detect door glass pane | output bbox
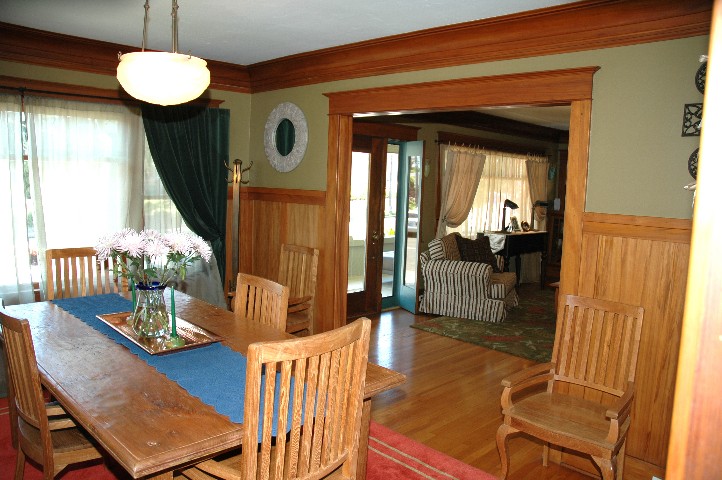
[348,151,370,293]
[404,154,421,286]
[382,144,399,298]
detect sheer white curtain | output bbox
[2,95,225,307]
[25,97,145,298]
[436,144,486,238]
[141,142,226,308]
[0,94,35,304]
[143,140,187,233]
[450,149,533,236]
[25,96,145,249]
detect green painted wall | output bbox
[1,34,708,218]
[249,36,708,219]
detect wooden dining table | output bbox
[5,291,405,479]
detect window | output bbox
[0,93,187,305]
[448,149,533,237]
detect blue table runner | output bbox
[52,294,249,424]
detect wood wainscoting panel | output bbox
[286,202,322,247]
[249,200,283,280]
[233,187,328,333]
[560,212,691,477]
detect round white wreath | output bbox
[264,102,308,172]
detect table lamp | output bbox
[501,199,519,232]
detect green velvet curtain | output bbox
[141,104,229,285]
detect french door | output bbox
[347,136,386,318]
[395,140,423,313]
[347,135,423,318]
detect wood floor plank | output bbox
[367,307,594,480]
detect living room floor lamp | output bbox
[117,0,210,106]
[501,199,519,232]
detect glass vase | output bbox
[131,282,170,338]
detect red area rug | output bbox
[0,395,125,480]
[368,422,497,480]
[1,397,495,479]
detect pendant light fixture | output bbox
[117,0,210,106]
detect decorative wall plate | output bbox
[682,103,702,137]
[696,62,707,94]
[688,148,699,179]
[264,102,308,172]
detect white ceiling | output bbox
[2,0,580,65]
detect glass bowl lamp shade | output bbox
[117,51,210,106]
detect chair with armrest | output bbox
[1,311,104,479]
[179,317,372,480]
[234,272,289,332]
[496,294,645,480]
[278,244,319,335]
[45,247,127,300]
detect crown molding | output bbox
[249,0,711,92]
[0,0,711,94]
[0,22,251,93]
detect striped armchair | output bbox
[418,234,518,323]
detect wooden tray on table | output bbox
[96,312,222,355]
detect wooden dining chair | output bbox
[278,244,319,336]
[0,302,19,450]
[179,317,371,480]
[496,294,645,480]
[1,311,104,479]
[234,272,289,332]
[45,247,127,300]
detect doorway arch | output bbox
[324,66,598,326]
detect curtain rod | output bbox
[0,84,137,104]
[0,84,222,108]
[436,139,550,158]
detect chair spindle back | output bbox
[552,295,645,397]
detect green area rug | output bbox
[411,284,557,362]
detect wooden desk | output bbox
[6,292,404,479]
[488,231,547,285]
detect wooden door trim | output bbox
[326,66,597,326]
[326,67,598,115]
[325,115,353,328]
[558,99,592,300]
[666,1,722,477]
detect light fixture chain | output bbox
[171,0,179,54]
[141,0,150,52]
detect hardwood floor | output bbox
[366,307,594,480]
